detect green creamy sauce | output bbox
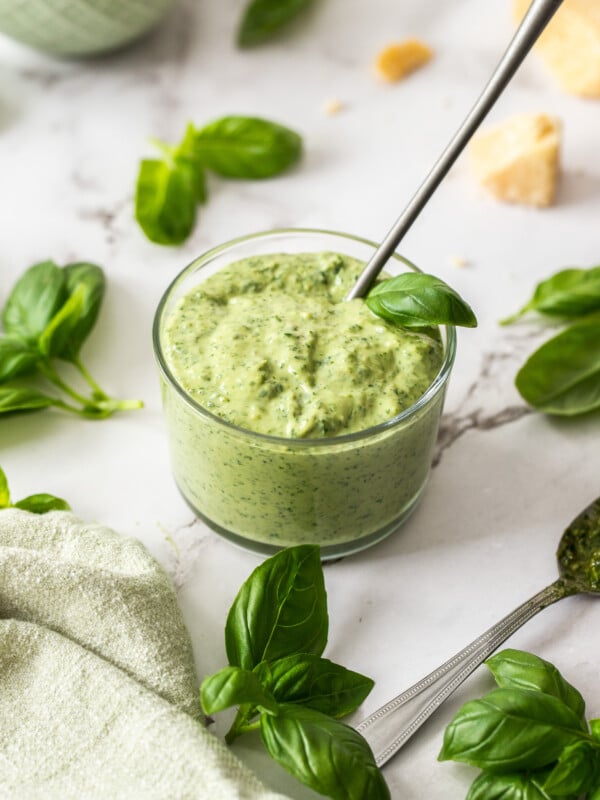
[163,252,443,438]
[160,251,449,552]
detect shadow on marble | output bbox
[558,168,600,207]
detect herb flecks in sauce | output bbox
[163,252,443,438]
[558,498,600,592]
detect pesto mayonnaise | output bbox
[162,252,443,438]
[158,250,450,554]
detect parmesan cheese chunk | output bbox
[469,113,561,207]
[374,39,433,82]
[513,0,600,97]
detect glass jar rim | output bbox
[153,227,457,448]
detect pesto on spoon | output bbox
[356,497,600,766]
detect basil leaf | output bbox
[544,740,600,796]
[58,263,106,360]
[0,338,38,382]
[260,704,390,800]
[192,116,302,179]
[13,494,71,514]
[0,466,10,508]
[255,653,373,718]
[439,688,587,772]
[38,283,86,358]
[366,273,477,328]
[2,260,66,345]
[466,770,556,800]
[225,545,328,671]
[515,312,600,416]
[135,157,198,245]
[0,386,56,415]
[38,263,105,360]
[200,665,278,715]
[591,719,600,741]
[486,650,586,722]
[238,0,312,47]
[502,266,600,324]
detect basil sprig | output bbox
[366,273,477,329]
[200,545,389,800]
[439,649,600,799]
[0,465,70,514]
[237,0,312,47]
[503,265,600,417]
[135,116,302,246]
[0,260,142,420]
[502,266,600,324]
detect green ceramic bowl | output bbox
[0,0,177,57]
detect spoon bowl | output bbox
[357,496,600,766]
[557,497,600,593]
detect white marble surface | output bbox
[1,0,599,797]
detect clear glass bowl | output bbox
[153,229,456,559]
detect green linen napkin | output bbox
[0,508,290,800]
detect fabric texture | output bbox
[0,508,290,800]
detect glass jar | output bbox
[153,229,456,559]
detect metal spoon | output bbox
[346,0,564,300]
[357,496,600,766]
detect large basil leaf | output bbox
[13,494,71,514]
[0,338,38,382]
[502,266,600,323]
[237,0,312,47]
[366,273,477,328]
[192,116,302,179]
[486,650,586,722]
[2,260,66,345]
[225,545,328,671]
[0,466,9,508]
[200,665,278,715]
[515,312,600,415]
[466,770,556,800]
[0,386,56,415]
[543,739,600,796]
[135,157,199,245]
[255,653,373,718]
[439,687,587,772]
[260,704,390,800]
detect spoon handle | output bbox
[356,579,571,766]
[346,0,564,300]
